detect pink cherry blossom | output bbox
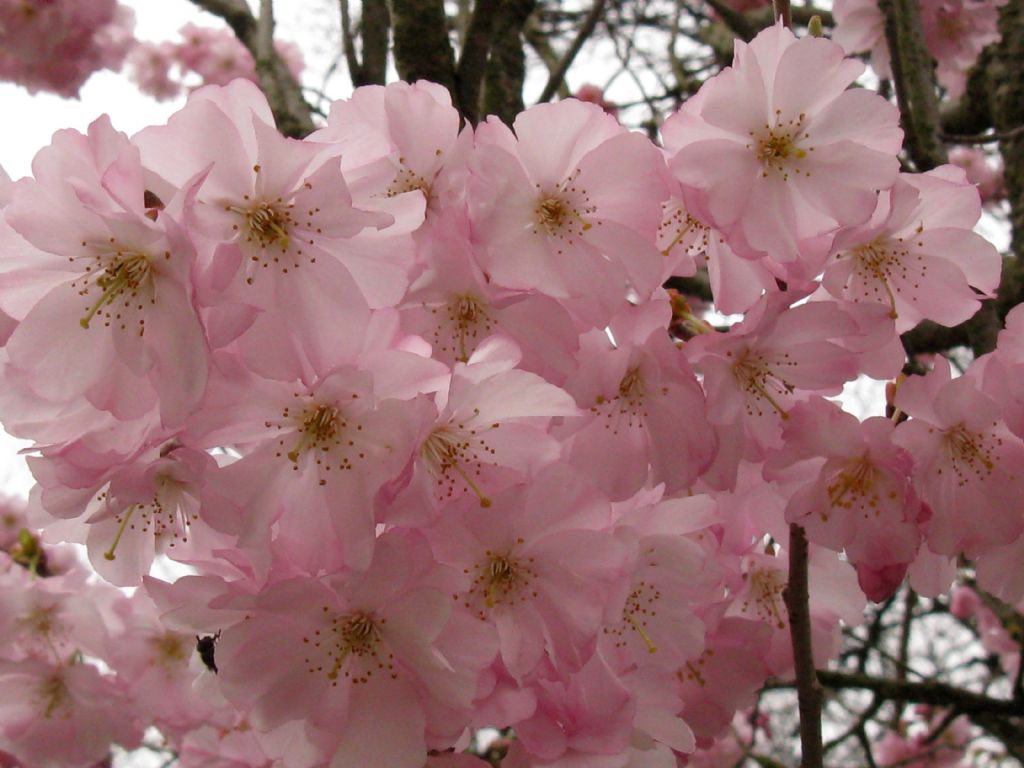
[893,359,1024,556]
[470,98,671,325]
[0,115,209,430]
[666,22,902,261]
[822,166,999,333]
[0,0,135,97]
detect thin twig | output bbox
[339,0,364,86]
[943,124,1024,144]
[537,0,608,103]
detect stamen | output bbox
[103,505,136,561]
[79,253,152,329]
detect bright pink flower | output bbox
[573,84,619,118]
[390,345,577,520]
[214,531,495,768]
[690,295,861,453]
[666,22,901,261]
[429,465,627,678]
[893,360,1024,556]
[823,166,999,333]
[562,300,716,499]
[470,99,671,324]
[767,398,924,598]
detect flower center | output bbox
[436,292,495,362]
[826,455,880,516]
[304,610,394,686]
[847,238,912,318]
[236,201,293,251]
[102,475,196,562]
[606,578,661,654]
[728,351,794,419]
[465,546,536,617]
[75,249,155,331]
[742,566,787,630]
[942,423,996,481]
[37,673,69,719]
[532,171,595,239]
[421,424,494,507]
[752,114,810,178]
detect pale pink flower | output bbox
[832,0,890,78]
[893,359,1024,556]
[949,146,1005,203]
[389,345,578,520]
[690,295,861,453]
[656,190,777,315]
[0,658,140,767]
[192,363,431,573]
[666,22,902,261]
[399,218,579,379]
[0,0,135,97]
[921,0,1007,98]
[125,40,181,101]
[0,115,209,428]
[676,615,772,740]
[133,80,388,379]
[767,398,924,599]
[561,300,717,499]
[470,99,671,324]
[214,531,494,768]
[429,465,628,678]
[513,651,637,766]
[823,166,999,333]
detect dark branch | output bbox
[537,0,608,104]
[456,0,503,124]
[879,0,947,170]
[189,0,314,137]
[388,0,458,105]
[784,524,824,768]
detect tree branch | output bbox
[189,0,314,137]
[362,0,391,86]
[815,670,1024,716]
[537,0,608,104]
[784,524,824,768]
[878,0,946,170]
[456,0,503,124]
[388,0,458,104]
[339,0,365,86]
[483,0,537,124]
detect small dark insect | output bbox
[196,631,221,673]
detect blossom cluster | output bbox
[0,21,1020,768]
[0,0,135,97]
[127,23,305,102]
[833,0,1007,97]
